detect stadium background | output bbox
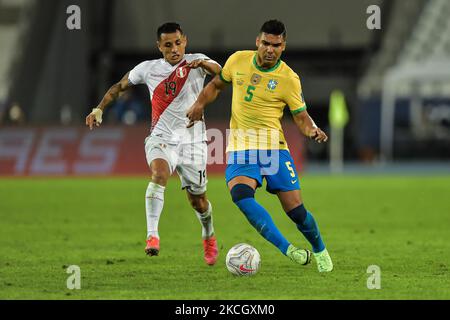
[1,0,449,300]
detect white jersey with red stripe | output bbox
[128,53,220,144]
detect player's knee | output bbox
[150,170,169,185]
[188,194,208,213]
[230,184,255,203]
[286,204,307,225]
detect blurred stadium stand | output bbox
[0,0,449,171]
[358,0,450,161]
[0,0,31,114]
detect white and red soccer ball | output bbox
[225,243,261,276]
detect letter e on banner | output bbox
[30,129,77,175]
[74,129,123,174]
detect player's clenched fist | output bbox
[85,107,103,130]
[309,127,328,143]
[186,103,204,128]
[185,59,204,69]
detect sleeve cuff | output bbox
[290,105,307,115]
[219,71,232,83]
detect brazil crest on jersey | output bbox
[220,50,307,152]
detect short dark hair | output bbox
[260,19,286,39]
[157,22,183,40]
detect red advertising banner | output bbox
[0,123,305,176]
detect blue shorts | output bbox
[225,150,301,194]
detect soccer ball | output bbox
[225,243,261,276]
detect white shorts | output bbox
[144,136,208,195]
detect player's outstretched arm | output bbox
[85,72,133,130]
[186,75,227,128]
[292,110,328,143]
[186,59,222,76]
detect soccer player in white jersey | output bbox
[85,22,221,265]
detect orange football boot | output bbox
[145,236,160,256]
[203,236,218,265]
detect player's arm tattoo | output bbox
[96,72,133,111]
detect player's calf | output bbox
[187,192,218,264]
[230,184,291,254]
[189,193,215,239]
[286,204,326,253]
[187,192,210,214]
[145,181,165,256]
[286,204,333,272]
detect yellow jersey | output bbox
[220,50,307,152]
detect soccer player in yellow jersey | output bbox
[187,20,333,272]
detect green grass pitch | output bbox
[1,175,449,299]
